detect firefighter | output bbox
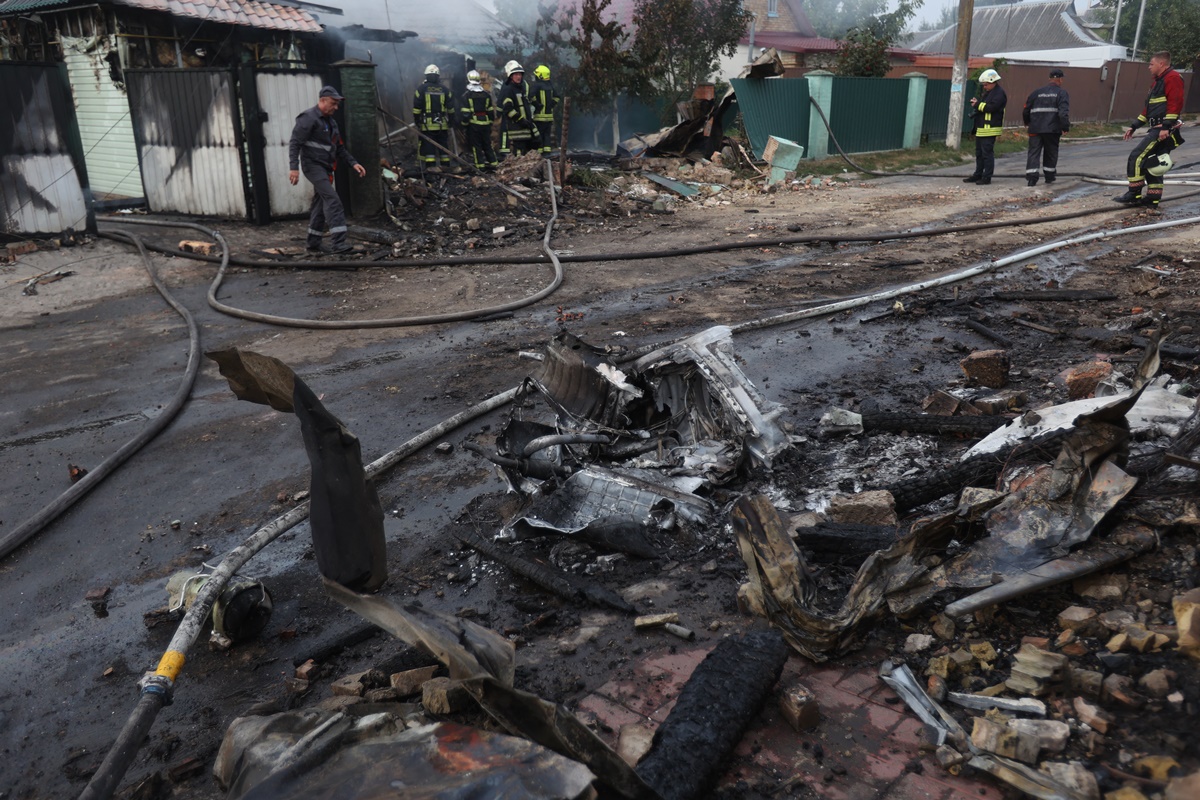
[498,60,536,159]
[1114,51,1185,208]
[963,69,1006,186]
[1022,68,1070,186]
[529,64,559,155]
[460,70,498,170]
[288,85,367,254]
[413,64,453,170]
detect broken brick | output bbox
[778,681,820,731]
[970,716,1039,763]
[177,240,217,256]
[1073,573,1128,601]
[1057,361,1114,400]
[1074,696,1115,733]
[959,349,1010,388]
[389,665,438,696]
[1173,588,1200,653]
[1101,673,1144,709]
[294,659,317,681]
[973,390,1027,415]
[826,490,897,526]
[421,676,471,714]
[5,241,37,261]
[1057,605,1099,635]
[330,671,367,697]
[1006,643,1069,696]
[363,687,400,703]
[1138,668,1174,698]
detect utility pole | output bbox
[945,0,976,149]
[1131,0,1148,59]
[1110,0,1124,43]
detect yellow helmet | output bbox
[978,69,1001,83]
[534,65,550,80]
[504,60,524,78]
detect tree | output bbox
[833,0,923,77]
[835,27,891,77]
[490,1,576,86]
[1096,0,1200,63]
[631,0,752,115]
[569,0,643,115]
[807,0,889,38]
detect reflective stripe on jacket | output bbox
[973,85,1007,137]
[414,83,453,131]
[288,105,356,172]
[499,79,533,138]
[529,79,558,122]
[460,87,495,126]
[1022,84,1070,135]
[1137,68,1184,128]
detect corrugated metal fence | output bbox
[730,78,809,159]
[125,69,249,218]
[827,77,908,153]
[922,79,977,142]
[0,62,90,234]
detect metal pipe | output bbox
[1131,0,1148,59]
[522,433,612,457]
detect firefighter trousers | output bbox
[419,129,452,168]
[1126,129,1181,205]
[535,120,554,154]
[465,125,498,169]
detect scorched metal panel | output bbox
[256,71,323,216]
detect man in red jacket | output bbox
[1114,52,1185,208]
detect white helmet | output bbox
[978,69,1001,83]
[504,60,524,78]
[1147,152,1173,177]
[424,64,439,76]
[467,70,482,83]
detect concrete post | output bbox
[335,59,382,218]
[806,70,834,161]
[946,0,976,149]
[903,72,928,150]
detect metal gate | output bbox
[124,68,248,217]
[0,62,90,235]
[253,70,324,217]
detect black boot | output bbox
[1113,190,1141,204]
[963,175,979,183]
[976,177,991,185]
[1027,179,1038,187]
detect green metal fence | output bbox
[826,76,907,154]
[923,79,978,142]
[730,78,810,159]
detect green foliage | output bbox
[969,58,1007,82]
[631,0,752,115]
[1096,0,1200,62]
[835,28,890,77]
[570,0,644,115]
[490,1,576,85]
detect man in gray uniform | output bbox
[289,85,366,253]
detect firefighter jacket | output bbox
[529,78,559,123]
[414,79,453,132]
[460,84,495,126]
[1132,68,1184,130]
[972,85,1007,137]
[288,106,358,173]
[1022,84,1070,135]
[499,78,534,138]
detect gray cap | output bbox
[1049,69,1064,78]
[319,85,344,100]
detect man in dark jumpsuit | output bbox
[1022,68,1070,186]
[1114,51,1186,208]
[288,85,366,254]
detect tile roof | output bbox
[907,0,1106,55]
[0,0,325,32]
[113,0,323,32]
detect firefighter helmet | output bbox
[424,64,439,76]
[504,60,524,78]
[1147,152,1173,177]
[978,69,1001,83]
[534,64,550,80]
[467,70,482,84]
